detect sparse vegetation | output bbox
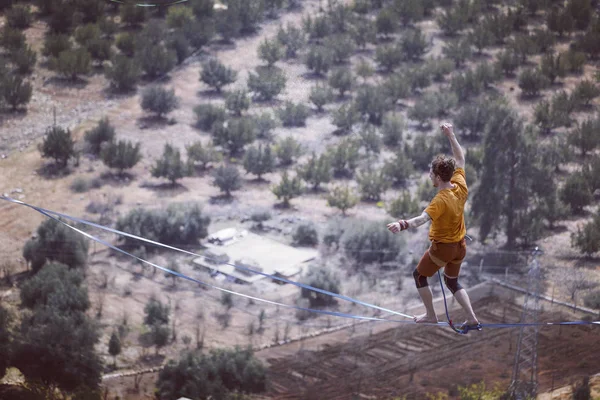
[5,2,600,397]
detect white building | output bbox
[193,228,318,284]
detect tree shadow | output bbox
[273,201,296,210]
[573,256,600,268]
[140,74,172,85]
[137,115,174,130]
[245,177,271,186]
[101,85,137,101]
[252,97,285,107]
[209,194,235,205]
[0,107,29,126]
[196,88,224,99]
[299,71,328,81]
[99,171,136,187]
[209,38,238,51]
[42,75,90,89]
[139,181,189,197]
[35,163,72,179]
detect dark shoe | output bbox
[458,320,482,333]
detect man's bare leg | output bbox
[414,286,438,323]
[453,288,478,325]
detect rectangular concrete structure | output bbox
[193,228,318,284]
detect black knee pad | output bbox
[444,275,463,294]
[413,269,428,288]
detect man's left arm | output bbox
[405,211,431,228]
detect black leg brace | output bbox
[443,275,463,294]
[413,269,428,288]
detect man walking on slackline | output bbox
[387,123,480,328]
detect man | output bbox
[387,123,479,328]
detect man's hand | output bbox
[440,123,453,137]
[387,220,409,233]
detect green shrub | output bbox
[560,49,586,74]
[278,101,310,127]
[39,125,75,168]
[120,2,147,27]
[309,84,333,112]
[327,185,359,215]
[140,86,179,118]
[53,48,91,81]
[400,28,429,61]
[277,22,306,58]
[583,288,600,308]
[105,55,141,92]
[305,45,333,76]
[426,57,454,82]
[101,140,142,175]
[84,117,116,155]
[166,5,194,29]
[253,112,278,140]
[274,136,303,166]
[296,152,332,190]
[442,38,472,68]
[2,73,32,110]
[560,172,592,214]
[328,138,360,177]
[194,104,227,131]
[518,68,549,97]
[0,26,25,52]
[387,191,420,218]
[328,67,353,98]
[186,140,222,170]
[495,50,520,76]
[357,167,389,202]
[271,171,303,207]
[43,34,72,59]
[375,43,402,73]
[23,219,89,273]
[135,41,176,79]
[6,4,32,29]
[151,144,191,185]
[381,113,404,148]
[324,33,355,65]
[300,267,340,307]
[331,103,359,135]
[70,177,91,193]
[225,89,251,116]
[212,164,243,196]
[156,347,266,400]
[353,84,390,125]
[571,211,600,256]
[383,150,414,187]
[211,117,256,156]
[341,219,405,265]
[382,72,410,104]
[247,67,286,101]
[258,37,283,67]
[293,222,319,246]
[243,144,275,179]
[10,45,37,75]
[375,7,396,38]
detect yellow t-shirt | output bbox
[424,168,468,243]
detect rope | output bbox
[2,196,599,331]
[2,196,416,322]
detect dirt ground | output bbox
[1,0,600,399]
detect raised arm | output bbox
[441,123,465,169]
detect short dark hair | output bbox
[431,155,455,182]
